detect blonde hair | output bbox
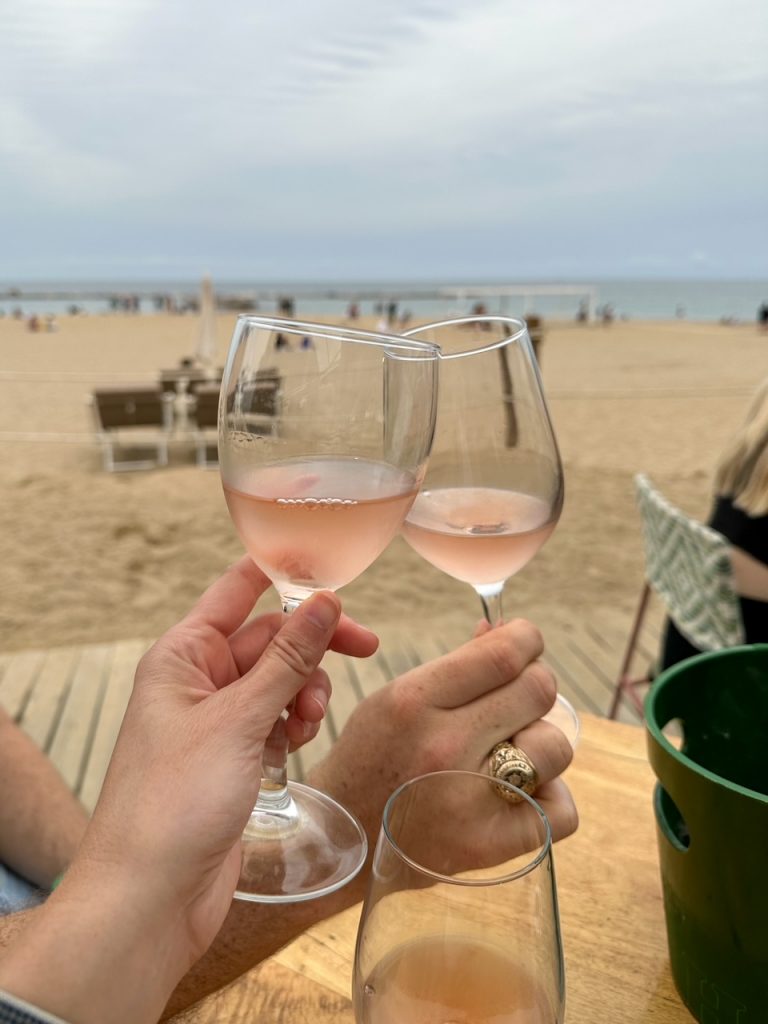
[714,378,768,516]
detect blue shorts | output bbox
[0,863,45,915]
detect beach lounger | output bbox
[159,368,222,395]
[89,385,175,472]
[193,379,281,467]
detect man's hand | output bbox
[0,558,378,1024]
[311,617,578,880]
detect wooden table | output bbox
[175,714,694,1023]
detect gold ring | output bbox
[488,741,539,803]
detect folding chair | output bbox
[609,474,745,719]
[90,386,175,472]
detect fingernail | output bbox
[303,592,339,630]
[311,688,329,715]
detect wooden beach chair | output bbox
[159,367,222,395]
[609,474,745,719]
[89,385,175,472]
[192,378,281,468]
[191,384,221,468]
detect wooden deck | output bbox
[0,605,664,812]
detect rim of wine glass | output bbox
[381,769,553,885]
[234,314,440,356]
[403,315,530,360]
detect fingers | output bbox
[182,557,272,637]
[462,660,557,758]
[229,611,378,674]
[507,719,573,787]
[230,592,342,729]
[530,778,579,842]
[291,669,331,726]
[429,619,545,709]
[329,615,379,658]
[286,665,331,748]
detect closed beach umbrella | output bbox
[196,274,217,368]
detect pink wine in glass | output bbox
[223,456,418,601]
[359,934,555,1024]
[401,486,556,587]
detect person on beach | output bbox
[660,379,768,670]
[0,558,576,1024]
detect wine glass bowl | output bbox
[219,316,439,901]
[221,318,438,608]
[354,770,565,1023]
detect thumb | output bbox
[231,592,341,729]
[473,618,494,639]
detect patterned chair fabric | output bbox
[634,474,745,651]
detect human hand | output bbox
[161,618,576,1018]
[310,618,577,890]
[6,557,377,1024]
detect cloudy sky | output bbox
[1,0,766,281]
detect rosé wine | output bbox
[402,486,556,586]
[223,456,418,600]
[359,934,554,1024]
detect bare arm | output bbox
[0,708,88,889]
[730,546,768,602]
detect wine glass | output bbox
[354,770,565,1023]
[401,316,579,747]
[219,316,439,902]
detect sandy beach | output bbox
[0,313,765,656]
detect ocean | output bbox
[1,278,766,323]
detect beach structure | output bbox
[195,274,217,369]
[440,284,599,322]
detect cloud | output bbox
[0,0,766,277]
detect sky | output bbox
[1,0,767,282]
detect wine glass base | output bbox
[235,781,368,903]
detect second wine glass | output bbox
[219,316,439,902]
[400,315,579,746]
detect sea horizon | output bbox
[2,276,766,323]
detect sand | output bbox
[0,313,765,655]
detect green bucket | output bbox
[645,645,768,1023]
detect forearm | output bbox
[0,713,88,887]
[0,907,38,953]
[0,869,189,1024]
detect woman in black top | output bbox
[661,380,768,669]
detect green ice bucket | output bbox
[645,645,768,1023]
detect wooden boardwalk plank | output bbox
[19,646,80,752]
[0,649,46,720]
[79,639,147,812]
[49,644,112,794]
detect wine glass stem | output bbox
[255,597,301,811]
[477,584,504,626]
